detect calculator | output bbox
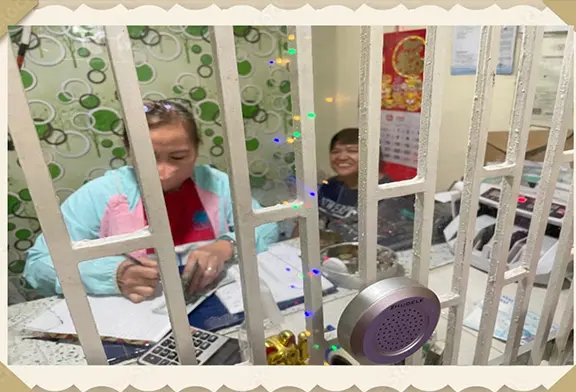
[137,327,242,366]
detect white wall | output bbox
[312,26,523,190]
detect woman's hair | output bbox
[329,128,360,151]
[122,99,201,149]
[329,127,384,163]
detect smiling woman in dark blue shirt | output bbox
[317,128,391,225]
[291,127,415,245]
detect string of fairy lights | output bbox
[263,31,341,361]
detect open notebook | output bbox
[24,280,231,343]
[25,242,334,341]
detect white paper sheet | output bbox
[26,294,181,342]
[463,295,559,345]
[216,244,335,315]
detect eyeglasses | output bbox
[142,99,192,115]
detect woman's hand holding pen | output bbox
[116,256,160,303]
[182,240,233,294]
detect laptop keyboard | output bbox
[138,327,228,366]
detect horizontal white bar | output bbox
[439,292,461,308]
[376,178,426,200]
[503,266,529,284]
[481,163,515,178]
[252,202,305,226]
[71,229,153,261]
[562,149,574,163]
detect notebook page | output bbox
[25,293,201,342]
[215,248,334,314]
[258,248,334,294]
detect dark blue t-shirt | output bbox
[317,175,415,241]
[318,176,391,222]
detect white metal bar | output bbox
[503,266,529,284]
[473,26,545,366]
[376,178,426,200]
[405,26,449,365]
[8,41,108,366]
[252,202,304,226]
[71,229,152,261]
[549,279,574,365]
[443,26,500,365]
[480,163,516,178]
[287,25,326,365]
[410,26,448,289]
[562,149,574,163]
[209,26,267,365]
[503,29,574,365]
[357,25,384,287]
[529,187,574,364]
[439,292,461,309]
[105,26,197,366]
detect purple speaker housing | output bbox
[337,277,441,365]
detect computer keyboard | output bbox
[138,327,241,366]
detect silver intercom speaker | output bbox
[336,277,441,365]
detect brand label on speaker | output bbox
[389,298,423,310]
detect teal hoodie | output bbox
[24,165,279,296]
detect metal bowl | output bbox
[319,242,403,289]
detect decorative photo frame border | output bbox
[0,1,574,392]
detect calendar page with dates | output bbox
[380,28,426,181]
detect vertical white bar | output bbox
[549,280,574,365]
[8,41,108,365]
[209,26,267,365]
[410,26,448,288]
[443,26,500,365]
[504,30,574,365]
[105,26,197,365]
[357,25,384,287]
[530,187,574,364]
[287,26,326,365]
[405,26,449,365]
[473,26,545,366]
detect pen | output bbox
[123,252,196,292]
[123,253,144,266]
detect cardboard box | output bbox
[485,130,574,165]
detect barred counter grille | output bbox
[7,25,574,366]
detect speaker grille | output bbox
[375,307,426,353]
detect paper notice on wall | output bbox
[532,32,568,128]
[451,26,518,75]
[380,110,420,169]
